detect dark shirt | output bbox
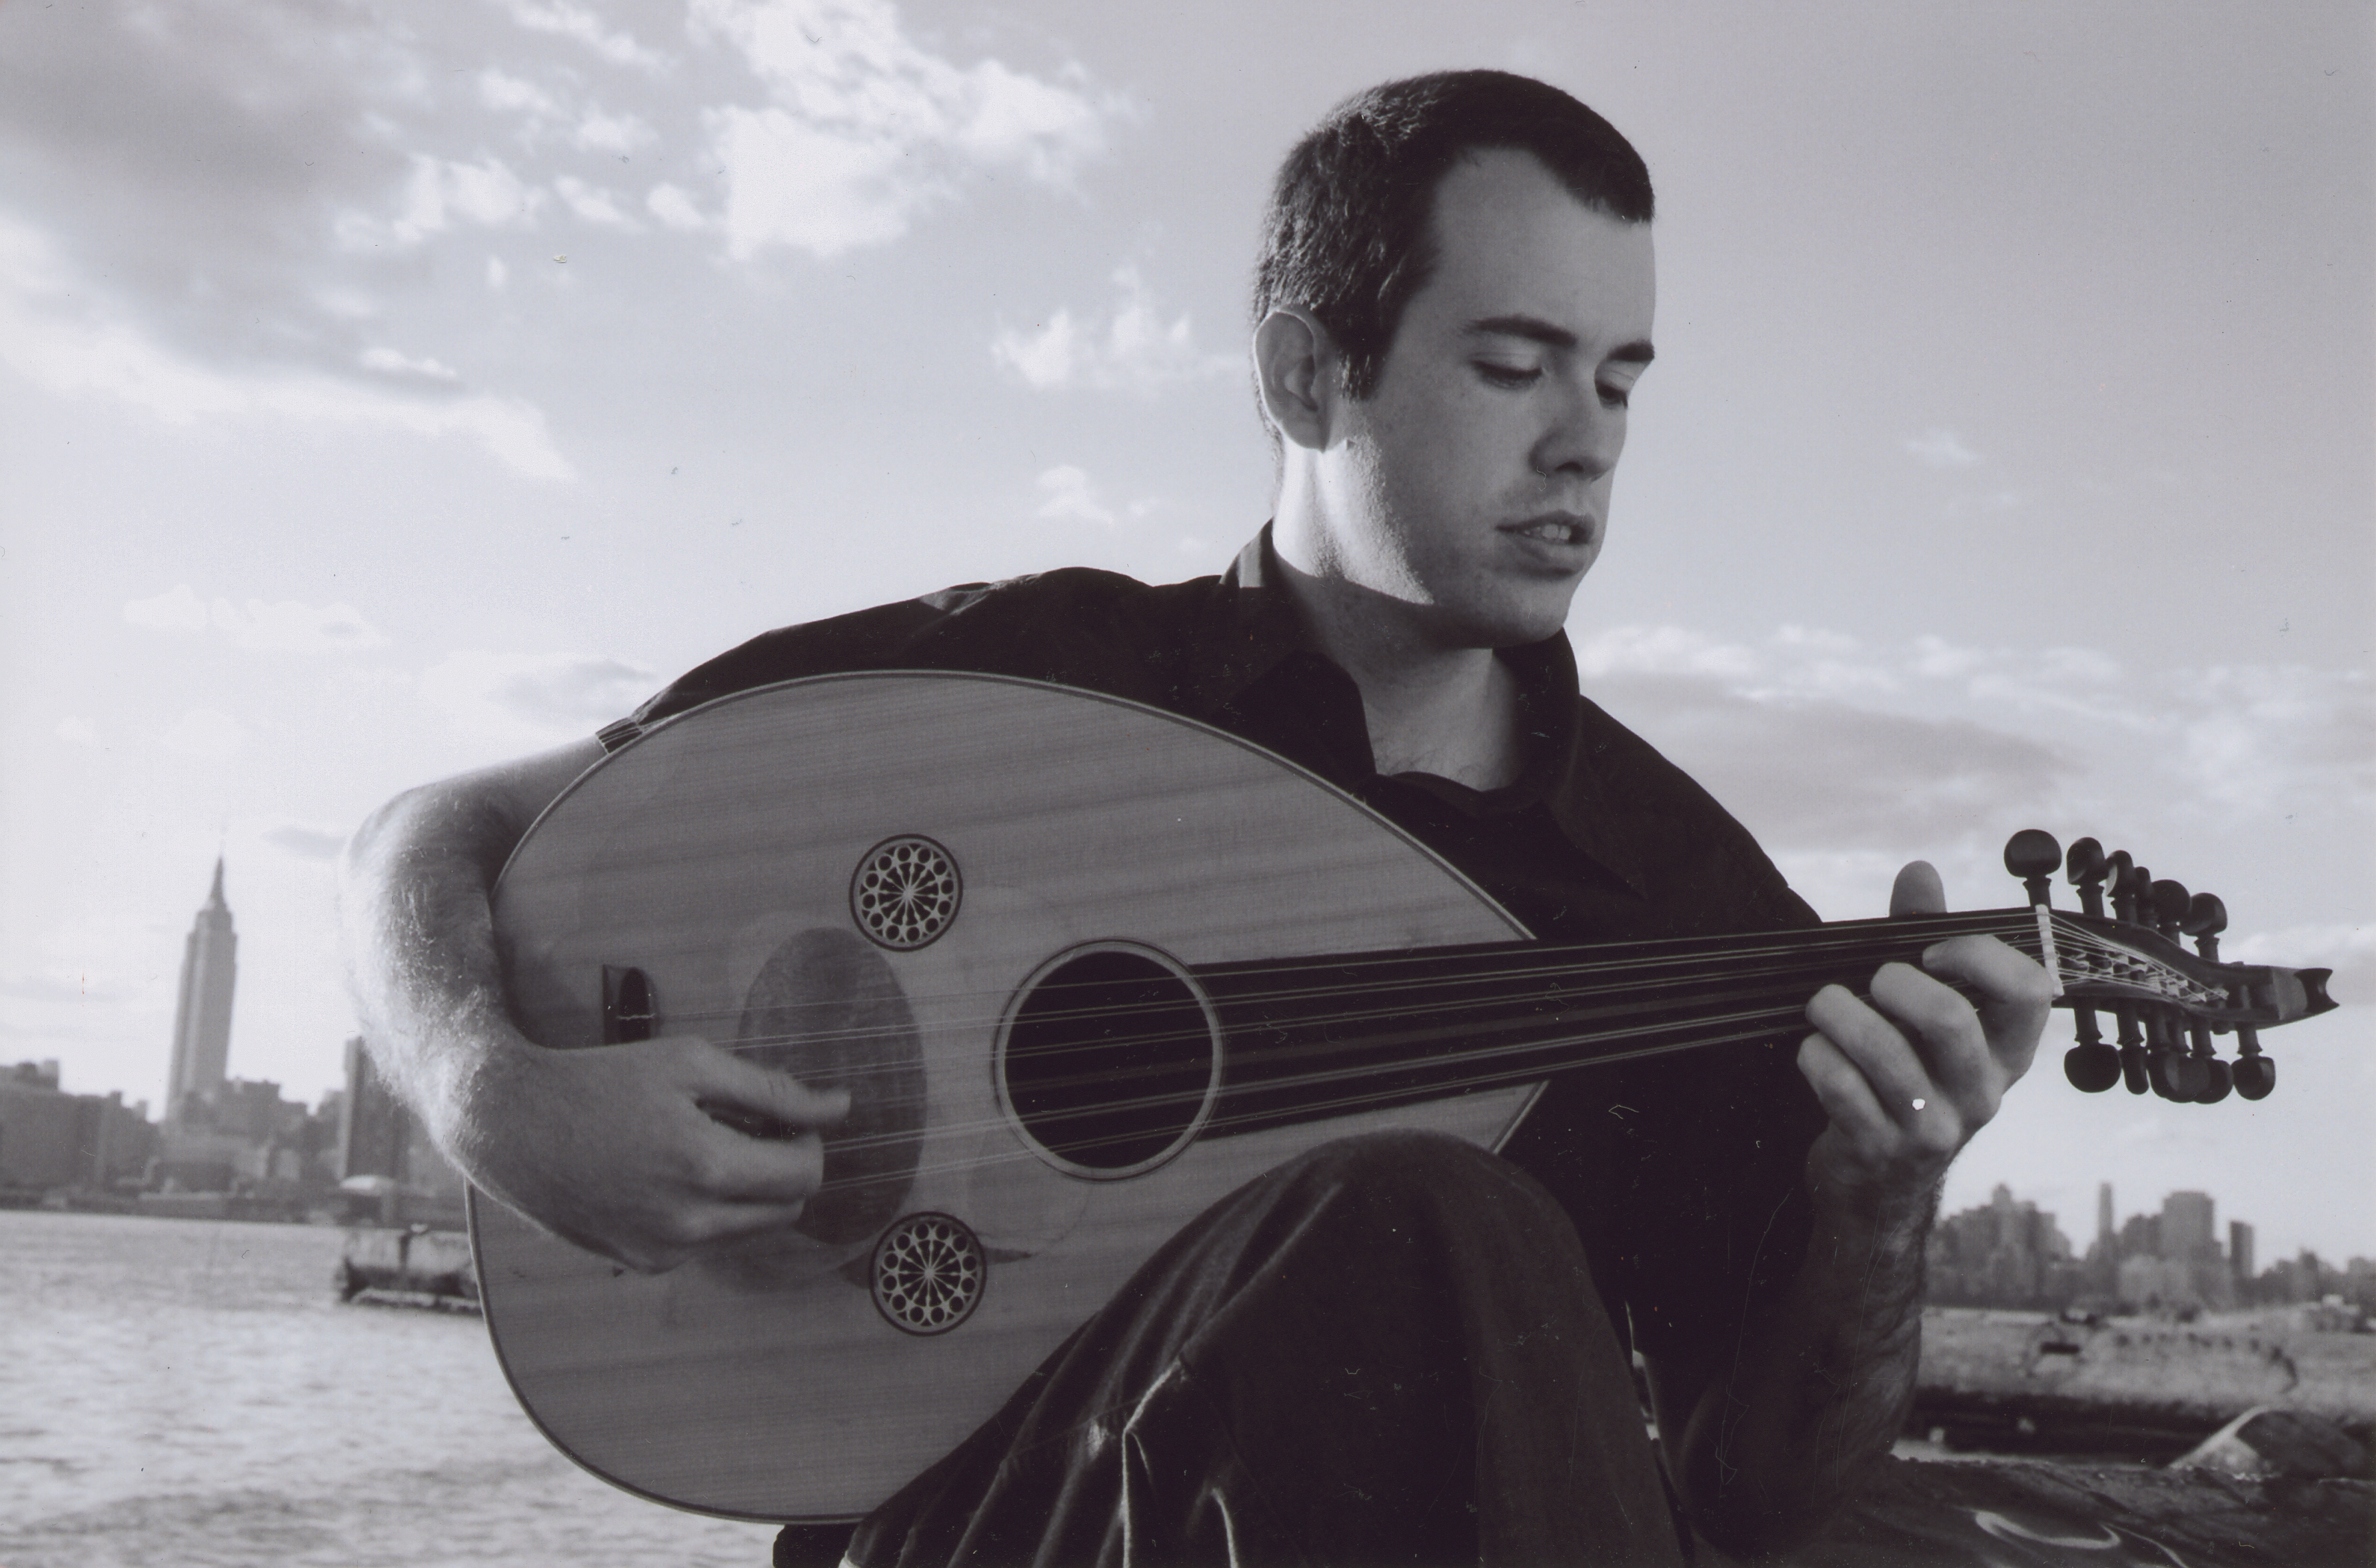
[600,531,1827,1366]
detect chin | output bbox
[1440,601,1575,651]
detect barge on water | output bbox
[336,1223,479,1312]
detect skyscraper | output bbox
[2161,1190,2217,1259]
[165,858,237,1124]
[2097,1182,2114,1248]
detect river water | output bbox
[0,1209,785,1568]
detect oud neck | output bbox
[1190,910,2051,1139]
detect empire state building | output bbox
[166,858,238,1124]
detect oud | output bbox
[471,672,2331,1521]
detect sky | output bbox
[1,0,2369,1261]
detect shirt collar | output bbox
[1181,528,1647,898]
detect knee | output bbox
[1291,1130,1566,1236]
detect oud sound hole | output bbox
[1002,948,1218,1176]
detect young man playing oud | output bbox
[344,72,2053,1565]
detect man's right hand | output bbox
[464,1031,852,1273]
[342,737,850,1277]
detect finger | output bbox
[684,1116,830,1203]
[1890,860,1945,918]
[684,1195,817,1243]
[1805,982,1935,1120]
[1865,960,1996,1110]
[686,1044,854,1133]
[1796,1032,1896,1154]
[1921,933,2055,1082]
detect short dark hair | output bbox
[1252,71,1654,402]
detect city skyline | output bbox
[13,798,2373,1261]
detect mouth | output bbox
[1500,514,1598,548]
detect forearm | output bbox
[338,742,600,1170]
[342,786,527,1157]
[1672,1179,1935,1551]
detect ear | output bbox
[1252,307,1336,452]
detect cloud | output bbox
[0,10,593,478]
[0,973,133,1006]
[161,709,247,760]
[335,154,546,248]
[122,588,389,652]
[361,347,461,381]
[1576,620,2374,917]
[124,584,212,632]
[421,651,656,742]
[1905,427,1982,467]
[0,219,574,478]
[692,0,1126,259]
[647,183,710,231]
[554,175,642,229]
[994,268,1237,393]
[2177,665,2374,815]
[502,0,668,70]
[214,598,390,653]
[574,109,656,156]
[479,68,564,123]
[1035,466,1113,526]
[265,824,351,862]
[1592,668,2069,847]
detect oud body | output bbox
[478,672,1538,1521]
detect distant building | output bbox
[2161,1191,2217,1259]
[0,1062,158,1191]
[2118,1211,2159,1261]
[337,1037,465,1212]
[165,858,238,1126]
[2230,1221,2256,1291]
[152,1076,338,1195]
[1926,1183,2075,1307]
[2097,1182,2113,1249]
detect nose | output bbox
[1530,379,1625,483]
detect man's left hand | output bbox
[1796,861,2057,1211]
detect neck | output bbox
[1267,534,1524,790]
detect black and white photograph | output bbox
[1,3,2369,1565]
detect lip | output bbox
[1497,512,1601,555]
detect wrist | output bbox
[1803,1158,1939,1247]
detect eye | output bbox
[1596,381,1633,409]
[1476,361,1541,390]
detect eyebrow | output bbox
[1462,315,1655,364]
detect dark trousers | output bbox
[784,1130,1686,1567]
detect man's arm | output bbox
[339,740,847,1272]
[1649,862,2057,1553]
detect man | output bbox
[343,71,2053,1564]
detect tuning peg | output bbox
[2063,1042,2123,1092]
[2148,1048,2208,1101]
[2004,829,2061,906]
[2066,838,2109,918]
[2232,1040,2276,1100]
[2145,1010,2207,1100]
[2113,1005,2149,1094]
[2182,893,2227,959]
[2107,852,2141,923]
[2063,998,2119,1091]
[2185,1022,2231,1104]
[2149,879,2191,938]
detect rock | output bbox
[2175,1406,2372,1480]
